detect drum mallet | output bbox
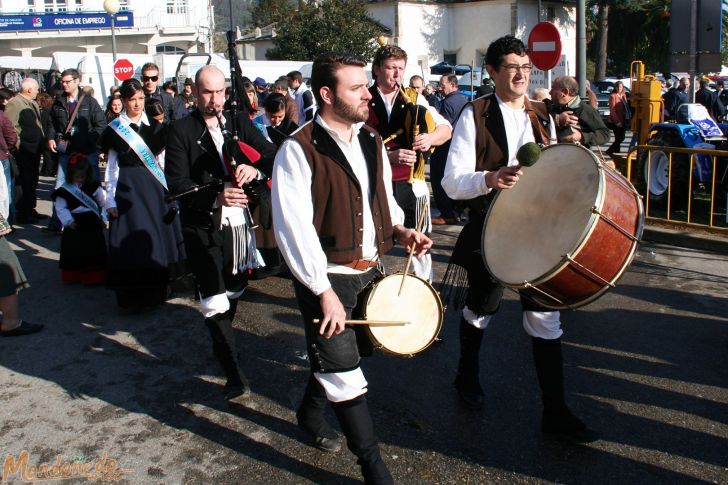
[515,141,542,168]
[312,319,410,326]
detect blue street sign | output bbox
[0,11,134,32]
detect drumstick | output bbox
[398,206,429,296]
[312,319,410,326]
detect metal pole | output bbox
[110,14,118,86]
[576,0,586,99]
[689,0,697,103]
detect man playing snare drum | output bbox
[440,35,597,443]
[272,52,431,484]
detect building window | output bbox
[546,6,556,21]
[44,0,67,12]
[70,0,81,11]
[118,0,128,10]
[166,0,188,14]
[156,45,186,54]
[444,53,457,65]
[27,0,35,12]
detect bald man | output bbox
[165,66,276,402]
[5,78,45,223]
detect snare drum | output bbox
[362,273,443,356]
[482,143,644,309]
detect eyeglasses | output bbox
[500,64,533,74]
[60,78,77,84]
[142,75,159,82]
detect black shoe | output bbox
[1,321,44,337]
[42,226,63,235]
[32,210,49,220]
[296,422,343,453]
[224,382,251,404]
[454,382,485,409]
[542,407,598,444]
[14,214,37,224]
[296,409,342,453]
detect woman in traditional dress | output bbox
[101,78,185,311]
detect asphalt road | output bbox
[1,178,726,484]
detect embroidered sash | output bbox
[109,117,168,190]
[61,183,101,219]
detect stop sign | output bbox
[113,59,134,81]
[528,22,562,71]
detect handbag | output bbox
[622,97,632,121]
[56,94,85,154]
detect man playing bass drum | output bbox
[367,45,451,279]
[441,35,597,443]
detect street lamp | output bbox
[103,0,120,85]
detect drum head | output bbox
[364,274,442,356]
[484,144,602,285]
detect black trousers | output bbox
[430,145,459,219]
[183,223,249,386]
[182,224,247,300]
[608,125,626,154]
[392,180,417,229]
[15,147,40,216]
[292,269,380,373]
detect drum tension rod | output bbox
[522,282,565,306]
[562,253,614,288]
[590,206,640,242]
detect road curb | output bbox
[642,224,728,254]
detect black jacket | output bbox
[48,93,107,154]
[145,87,177,123]
[165,110,276,228]
[551,97,610,148]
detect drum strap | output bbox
[525,100,552,146]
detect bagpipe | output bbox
[385,85,436,183]
[165,30,271,229]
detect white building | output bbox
[238,0,577,88]
[0,0,214,57]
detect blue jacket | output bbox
[439,91,468,126]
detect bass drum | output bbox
[482,143,644,309]
[362,273,443,356]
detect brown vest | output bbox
[471,94,552,172]
[292,122,394,264]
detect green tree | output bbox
[266,0,383,61]
[249,0,293,27]
[587,0,671,78]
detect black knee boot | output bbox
[333,395,393,485]
[454,317,485,407]
[296,374,342,452]
[532,337,597,443]
[205,312,250,402]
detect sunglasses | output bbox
[142,75,159,82]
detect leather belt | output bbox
[341,259,379,270]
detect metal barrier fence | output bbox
[623,145,728,232]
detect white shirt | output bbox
[442,95,556,200]
[54,184,107,227]
[104,111,164,209]
[272,116,405,295]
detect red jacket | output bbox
[0,110,18,161]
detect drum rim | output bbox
[482,143,606,288]
[363,272,444,357]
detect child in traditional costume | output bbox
[52,154,108,284]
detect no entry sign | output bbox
[113,59,134,81]
[528,22,562,71]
